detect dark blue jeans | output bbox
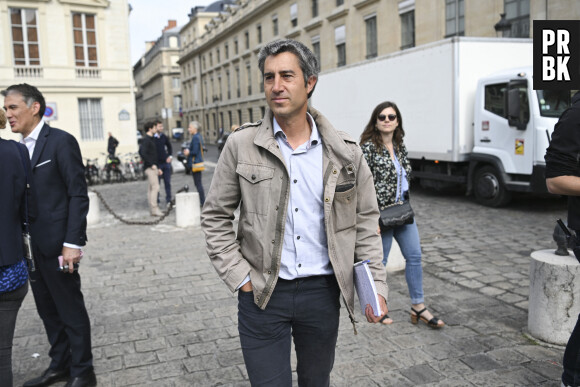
[563,314,580,386]
[158,162,172,203]
[192,171,205,206]
[237,275,340,387]
[0,282,28,387]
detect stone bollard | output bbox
[87,191,100,225]
[386,240,406,273]
[528,249,580,345]
[176,192,200,228]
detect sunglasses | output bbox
[378,114,397,122]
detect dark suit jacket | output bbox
[0,139,30,266]
[30,124,89,258]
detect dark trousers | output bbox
[563,314,580,386]
[0,282,28,387]
[237,275,340,387]
[192,171,205,205]
[158,162,172,203]
[29,253,93,378]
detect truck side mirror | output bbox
[507,80,529,130]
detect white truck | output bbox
[312,37,571,206]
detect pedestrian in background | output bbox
[545,90,580,387]
[360,101,444,329]
[154,119,173,207]
[0,108,30,387]
[107,131,118,156]
[3,83,95,387]
[184,121,205,206]
[201,39,389,386]
[139,120,163,217]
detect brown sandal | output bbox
[410,307,444,329]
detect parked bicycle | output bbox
[101,153,125,183]
[121,152,137,181]
[84,157,100,186]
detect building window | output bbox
[225,43,229,59]
[248,108,253,123]
[400,11,415,49]
[261,106,266,118]
[234,38,239,55]
[235,67,241,98]
[365,15,377,59]
[445,0,465,37]
[218,76,222,100]
[257,24,262,44]
[290,3,298,28]
[228,111,233,127]
[246,63,252,95]
[217,48,220,63]
[312,0,318,18]
[272,15,279,36]
[172,77,180,89]
[335,25,346,67]
[226,70,231,99]
[72,13,98,67]
[10,8,41,66]
[244,31,249,50]
[312,36,321,65]
[209,52,213,67]
[173,96,181,112]
[238,109,242,125]
[505,0,530,38]
[337,0,344,5]
[78,98,103,140]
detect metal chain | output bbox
[90,188,173,226]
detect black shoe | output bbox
[23,368,69,387]
[64,370,96,387]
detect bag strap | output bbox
[12,141,31,233]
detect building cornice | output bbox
[327,7,349,22]
[57,0,110,8]
[353,0,380,10]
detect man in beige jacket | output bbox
[201,39,389,387]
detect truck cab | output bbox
[470,67,570,206]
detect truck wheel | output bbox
[473,166,512,207]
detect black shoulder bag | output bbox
[379,164,414,228]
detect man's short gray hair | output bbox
[258,39,319,98]
[189,121,201,130]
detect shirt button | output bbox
[268,270,271,274]
[271,240,275,243]
[295,208,298,212]
[251,174,256,180]
[333,170,337,174]
[298,264,302,268]
[297,236,300,240]
[325,198,329,202]
[294,179,297,183]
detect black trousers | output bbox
[29,252,93,378]
[237,275,340,387]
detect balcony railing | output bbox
[76,67,101,79]
[14,66,43,78]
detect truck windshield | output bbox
[536,90,571,117]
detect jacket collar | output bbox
[31,123,50,167]
[254,106,356,168]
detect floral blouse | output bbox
[360,141,412,210]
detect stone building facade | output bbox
[133,20,183,135]
[180,0,577,143]
[0,0,137,159]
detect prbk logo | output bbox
[533,20,580,90]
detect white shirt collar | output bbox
[273,112,321,148]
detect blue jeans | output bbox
[0,282,28,387]
[192,172,205,206]
[381,220,425,304]
[158,162,172,203]
[237,275,340,387]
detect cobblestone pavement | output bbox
[12,144,570,386]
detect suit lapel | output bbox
[31,124,49,167]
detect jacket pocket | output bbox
[332,182,357,232]
[236,163,275,215]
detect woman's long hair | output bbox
[359,101,405,151]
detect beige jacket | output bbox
[201,107,388,328]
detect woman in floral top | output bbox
[360,101,444,329]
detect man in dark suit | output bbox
[2,84,95,387]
